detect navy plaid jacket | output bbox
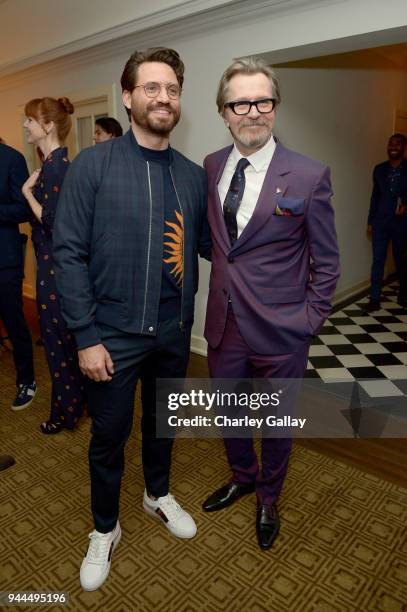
[53,130,211,349]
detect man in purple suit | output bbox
[202,58,340,549]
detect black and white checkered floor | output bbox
[306,283,407,399]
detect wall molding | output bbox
[190,334,208,357]
[22,282,35,301]
[332,280,370,306]
[0,0,337,91]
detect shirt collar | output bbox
[231,135,276,173]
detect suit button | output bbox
[148,326,154,332]
[228,256,234,263]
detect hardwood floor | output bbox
[22,299,407,488]
[298,438,407,487]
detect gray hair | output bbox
[216,57,281,113]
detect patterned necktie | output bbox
[223,158,250,245]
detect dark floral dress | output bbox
[31,147,84,429]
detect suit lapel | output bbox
[211,146,233,249]
[232,141,291,253]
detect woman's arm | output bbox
[22,169,42,222]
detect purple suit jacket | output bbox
[204,140,340,355]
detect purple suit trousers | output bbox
[204,139,340,504]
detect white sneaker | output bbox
[80,521,121,591]
[143,490,197,539]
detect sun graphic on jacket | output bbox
[163,210,184,286]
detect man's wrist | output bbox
[74,323,101,351]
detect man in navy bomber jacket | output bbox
[53,48,211,591]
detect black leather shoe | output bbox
[363,300,381,313]
[0,455,15,471]
[256,504,280,550]
[202,482,255,512]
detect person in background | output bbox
[0,141,36,410]
[1,138,34,471]
[22,96,85,434]
[1,143,29,468]
[365,133,407,312]
[93,117,123,144]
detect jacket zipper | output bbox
[141,161,153,331]
[169,166,185,330]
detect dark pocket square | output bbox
[275,196,305,216]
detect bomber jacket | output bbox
[53,129,211,350]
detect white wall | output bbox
[273,65,405,300]
[1,0,407,352]
[0,0,234,72]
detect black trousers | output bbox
[86,318,192,533]
[0,273,34,386]
[370,219,407,301]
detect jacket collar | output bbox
[213,138,292,251]
[121,128,175,164]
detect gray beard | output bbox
[233,125,272,151]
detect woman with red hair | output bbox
[22,96,84,434]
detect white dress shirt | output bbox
[218,136,276,238]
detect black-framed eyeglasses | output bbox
[133,82,182,100]
[224,98,276,115]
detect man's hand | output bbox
[78,344,114,382]
[366,225,372,237]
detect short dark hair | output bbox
[121,47,184,119]
[389,133,406,146]
[95,116,123,137]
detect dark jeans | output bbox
[86,318,192,533]
[0,273,34,386]
[370,220,407,301]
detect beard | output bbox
[131,101,180,136]
[231,120,273,151]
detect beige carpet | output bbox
[1,345,407,612]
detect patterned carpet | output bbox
[1,345,407,612]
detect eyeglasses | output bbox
[133,82,182,100]
[224,98,276,115]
